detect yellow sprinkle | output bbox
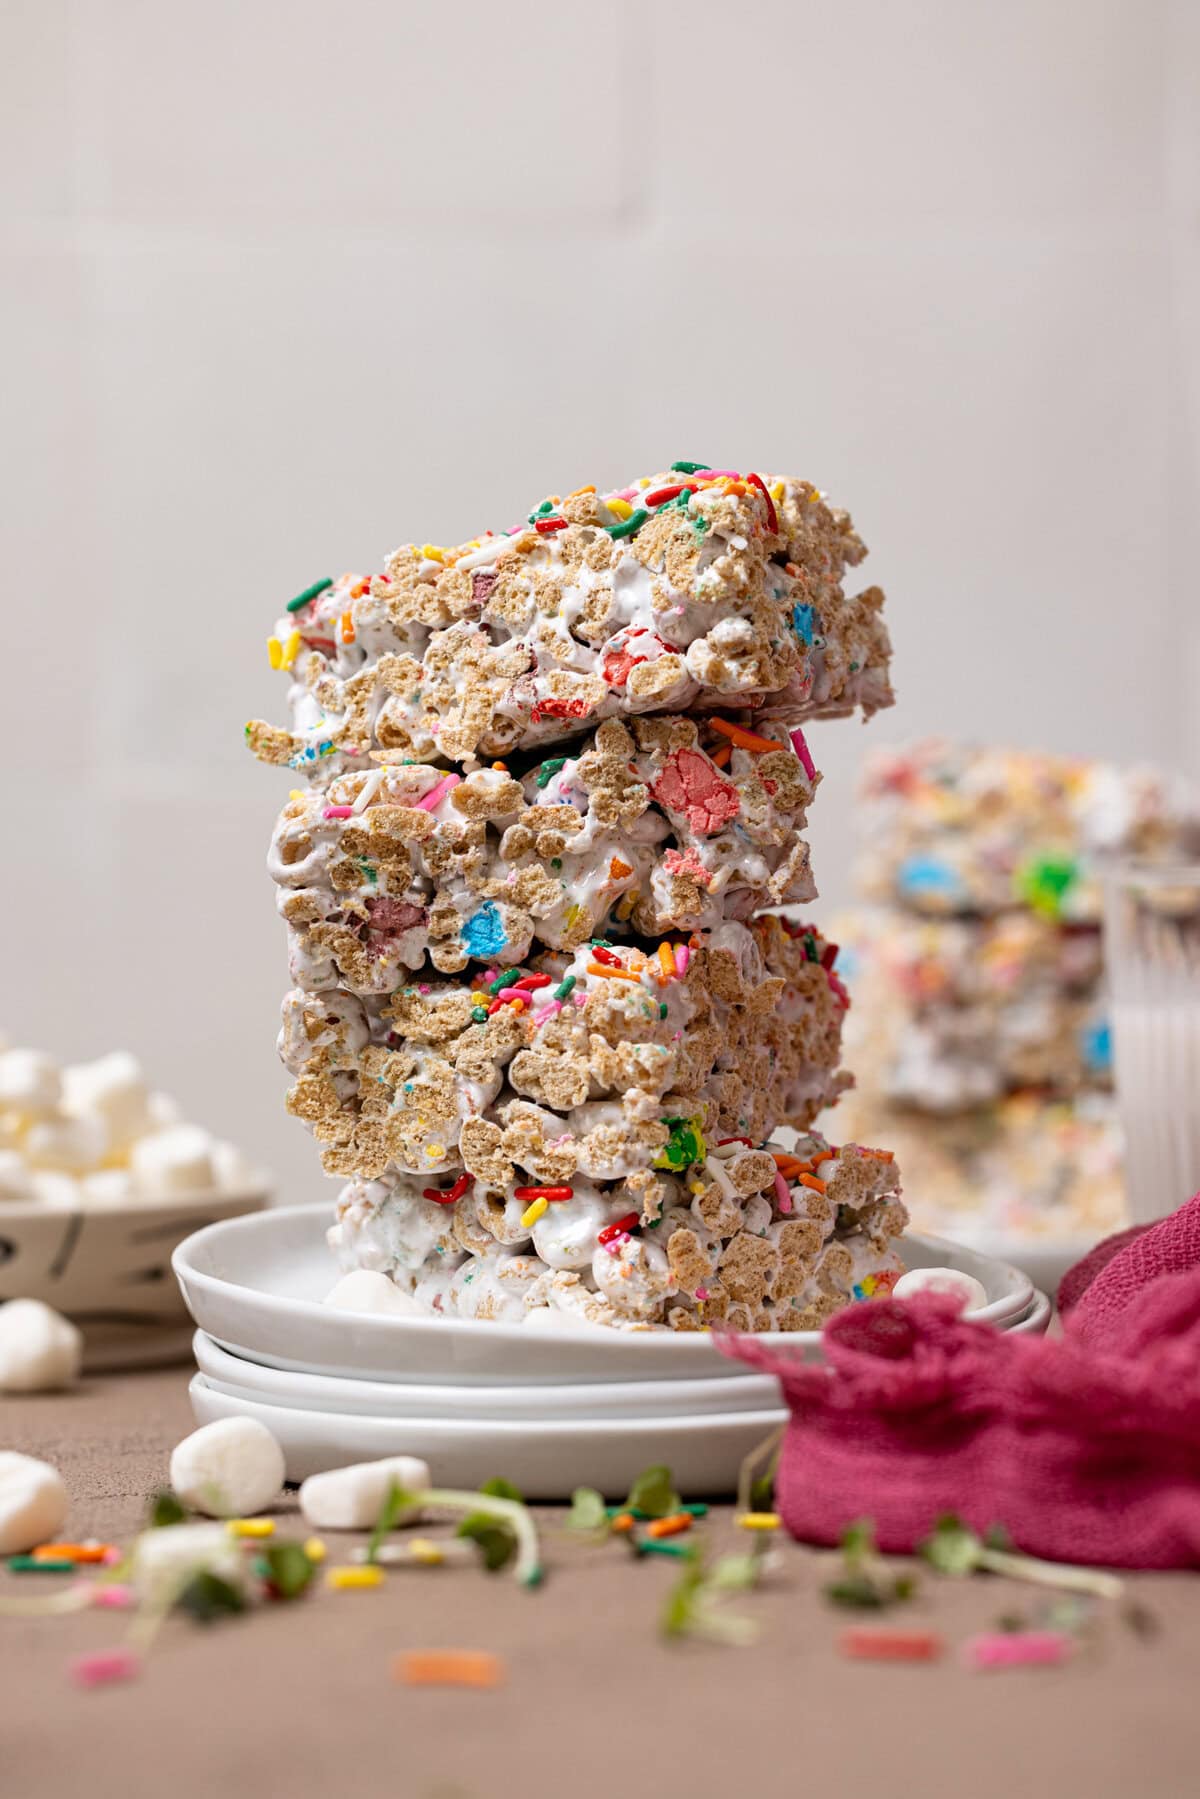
[267,636,283,670]
[769,481,784,503]
[737,1512,781,1532]
[226,1518,275,1539]
[615,891,639,920]
[689,1179,706,1196]
[303,1537,327,1562]
[327,1565,384,1590]
[637,477,650,488]
[408,1538,445,1566]
[289,788,304,800]
[606,497,634,520]
[279,629,302,670]
[520,1195,549,1229]
[421,544,446,562]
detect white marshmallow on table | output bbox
[0,1450,69,1555]
[0,1149,35,1203]
[29,1171,81,1210]
[131,1521,247,1606]
[299,1456,430,1531]
[0,1049,62,1118]
[22,1112,108,1175]
[61,1050,153,1153]
[169,1416,286,1519]
[130,1124,217,1197]
[324,1270,424,1317]
[0,1298,83,1392]
[892,1266,989,1313]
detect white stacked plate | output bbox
[174,1205,1051,1497]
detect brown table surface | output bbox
[3,1368,1197,1799]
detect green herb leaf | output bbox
[709,1552,763,1592]
[367,1481,419,1564]
[919,1513,983,1576]
[824,1573,889,1610]
[479,1477,524,1503]
[259,1542,316,1601]
[567,1488,608,1534]
[457,1514,517,1573]
[839,1518,876,1572]
[750,1471,776,1512]
[983,1522,1013,1552]
[660,1561,707,1638]
[892,1573,917,1602]
[175,1571,246,1623]
[626,1464,681,1520]
[148,1489,187,1528]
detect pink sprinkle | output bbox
[773,1170,793,1214]
[674,945,690,977]
[966,1632,1073,1671]
[90,1584,136,1611]
[412,772,461,813]
[614,484,639,501]
[418,983,431,995]
[532,1002,562,1026]
[323,805,353,819]
[695,1287,709,1301]
[100,1547,123,1568]
[72,1648,141,1689]
[604,1233,631,1257]
[693,469,740,481]
[789,727,817,782]
[573,992,588,1008]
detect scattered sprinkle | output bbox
[394,1649,506,1689]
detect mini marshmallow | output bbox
[23,1112,109,1174]
[210,1139,257,1193]
[0,1450,69,1555]
[298,1456,430,1531]
[892,1266,989,1313]
[61,1051,153,1152]
[29,1171,81,1210]
[0,1149,34,1203]
[0,1049,62,1118]
[168,1416,286,1519]
[324,1270,424,1317]
[80,1168,134,1206]
[130,1125,217,1198]
[0,1298,83,1392]
[131,1521,247,1606]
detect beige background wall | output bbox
[3,0,1197,1201]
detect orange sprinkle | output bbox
[840,1628,942,1663]
[657,943,676,980]
[491,760,509,772]
[722,479,749,496]
[645,1513,693,1540]
[610,1512,636,1534]
[798,1173,827,1194]
[587,961,640,982]
[33,1544,113,1564]
[610,857,633,878]
[566,484,597,498]
[771,1153,809,1175]
[858,1147,896,1162]
[810,1148,836,1167]
[394,1650,506,1689]
[707,717,786,754]
[710,743,733,768]
[340,611,355,645]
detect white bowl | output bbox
[1,1183,271,1364]
[173,1204,1035,1386]
[188,1372,788,1496]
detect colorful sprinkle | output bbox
[552,975,577,1002]
[606,508,648,540]
[413,772,461,812]
[745,471,778,533]
[72,1648,141,1688]
[520,1196,549,1229]
[326,1566,384,1590]
[597,1213,640,1245]
[227,1519,275,1539]
[737,1513,781,1532]
[286,577,334,614]
[513,1185,573,1203]
[789,725,817,781]
[394,1649,506,1689]
[965,1632,1072,1671]
[707,717,785,753]
[587,961,640,982]
[645,1513,693,1540]
[773,1169,793,1214]
[840,1629,943,1663]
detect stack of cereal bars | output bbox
[247,463,907,1331]
[837,740,1198,1248]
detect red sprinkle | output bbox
[512,973,551,991]
[513,1185,574,1202]
[422,1173,473,1206]
[840,1629,942,1663]
[590,947,621,967]
[597,1213,640,1245]
[746,471,778,534]
[821,942,839,969]
[644,483,688,506]
[534,516,569,533]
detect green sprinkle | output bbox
[287,577,334,614]
[488,969,523,996]
[636,1540,696,1561]
[7,1557,76,1573]
[535,757,568,789]
[552,975,577,1002]
[670,460,710,475]
[659,1002,668,1019]
[471,1008,489,1025]
[606,508,648,541]
[590,938,612,948]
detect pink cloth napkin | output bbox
[721,1194,1200,1568]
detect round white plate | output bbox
[188,1373,787,1496]
[173,1204,1034,1386]
[191,1330,783,1420]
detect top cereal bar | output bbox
[247,464,893,775]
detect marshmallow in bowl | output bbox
[891,1266,989,1312]
[0,1033,260,1206]
[0,1298,83,1392]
